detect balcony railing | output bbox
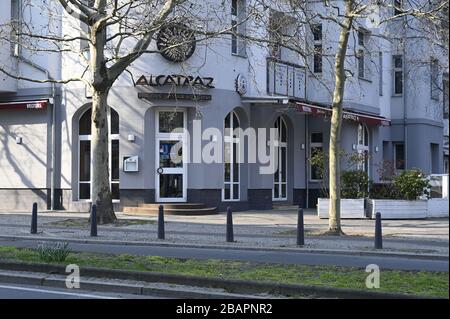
[267,58,306,100]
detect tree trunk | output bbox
[328,2,354,235]
[91,88,117,224]
[89,1,116,225]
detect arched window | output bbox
[78,107,120,201]
[273,117,288,201]
[223,111,240,201]
[357,124,369,174]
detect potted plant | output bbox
[368,169,430,219]
[316,151,369,219]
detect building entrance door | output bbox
[155,110,187,202]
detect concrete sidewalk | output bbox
[0,208,448,256]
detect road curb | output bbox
[0,260,439,299]
[0,271,262,299]
[0,234,448,261]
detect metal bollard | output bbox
[226,207,234,242]
[30,202,37,234]
[375,212,382,249]
[90,204,97,237]
[158,205,165,240]
[297,207,305,246]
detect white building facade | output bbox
[0,0,448,211]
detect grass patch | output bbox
[46,218,155,228]
[0,246,447,298]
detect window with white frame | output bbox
[431,58,440,100]
[223,111,240,201]
[231,0,246,56]
[268,11,283,59]
[357,124,370,174]
[312,24,322,73]
[393,55,403,95]
[310,132,323,181]
[273,117,288,201]
[78,108,120,201]
[357,29,369,79]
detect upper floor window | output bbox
[357,29,369,79]
[393,55,403,95]
[10,0,20,55]
[231,0,246,57]
[430,58,440,100]
[268,12,283,59]
[393,0,403,16]
[312,24,322,42]
[312,24,322,73]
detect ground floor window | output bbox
[273,117,287,201]
[394,143,405,171]
[310,132,323,181]
[223,111,240,201]
[444,155,449,174]
[357,124,369,174]
[78,107,120,201]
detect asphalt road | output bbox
[1,239,448,272]
[0,283,160,299]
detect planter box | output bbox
[317,198,366,219]
[427,198,449,218]
[369,199,427,219]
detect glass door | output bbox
[273,117,288,201]
[155,110,187,202]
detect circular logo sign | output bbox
[235,74,248,95]
[157,24,196,62]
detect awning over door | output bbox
[0,100,48,110]
[295,101,391,126]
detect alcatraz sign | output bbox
[135,75,215,89]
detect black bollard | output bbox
[30,202,37,234]
[226,207,234,242]
[297,207,305,246]
[158,205,165,240]
[90,204,97,237]
[375,212,382,249]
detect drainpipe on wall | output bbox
[12,0,57,210]
[403,42,408,170]
[14,51,57,211]
[305,114,309,209]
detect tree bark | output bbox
[89,1,116,224]
[91,88,116,224]
[328,1,354,235]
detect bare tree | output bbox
[0,0,256,224]
[1,0,447,228]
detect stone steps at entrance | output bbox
[272,203,299,211]
[123,203,218,216]
[138,203,206,209]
